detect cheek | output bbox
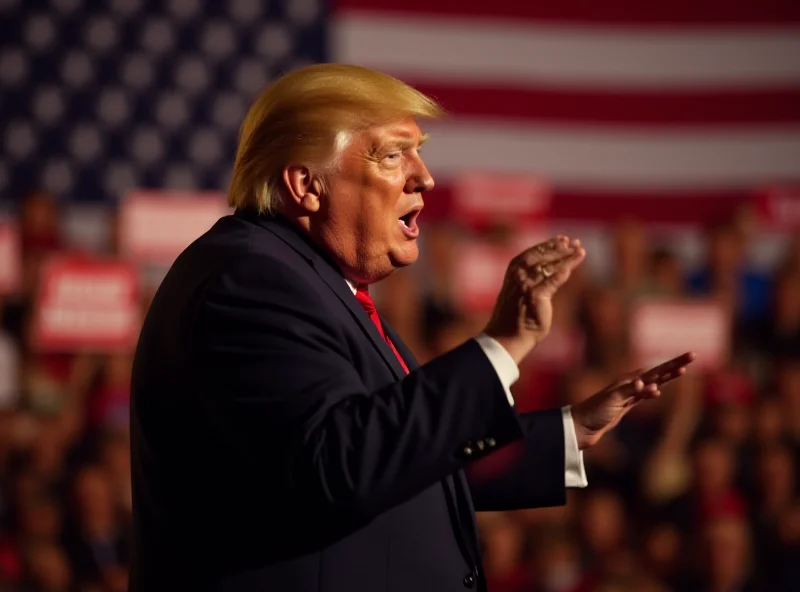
[385,170,407,204]
[365,172,405,223]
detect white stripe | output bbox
[333,14,800,89]
[419,120,800,189]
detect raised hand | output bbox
[484,236,586,364]
[571,352,697,450]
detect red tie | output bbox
[354,286,410,374]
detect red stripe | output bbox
[422,184,754,225]
[407,82,800,126]
[334,0,800,26]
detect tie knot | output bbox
[355,285,376,315]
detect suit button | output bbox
[476,440,485,451]
[462,445,473,456]
[486,437,496,447]
[463,573,476,588]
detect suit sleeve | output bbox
[194,255,525,522]
[466,409,567,511]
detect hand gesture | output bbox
[571,353,697,450]
[484,236,585,364]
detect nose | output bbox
[405,157,434,194]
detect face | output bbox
[20,499,62,540]
[694,441,734,495]
[778,364,800,416]
[308,117,434,284]
[483,519,523,562]
[645,524,681,572]
[73,468,114,523]
[580,490,624,554]
[26,544,72,590]
[613,220,645,277]
[588,288,625,339]
[704,519,749,584]
[754,399,784,443]
[757,446,794,501]
[651,253,681,294]
[775,273,800,325]
[709,227,743,275]
[714,405,751,444]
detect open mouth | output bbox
[398,205,422,238]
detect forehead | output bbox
[359,117,425,146]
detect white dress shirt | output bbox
[347,280,588,489]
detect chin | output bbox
[389,242,419,269]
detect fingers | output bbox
[641,352,696,385]
[511,236,586,294]
[512,237,585,291]
[610,351,696,404]
[530,247,586,295]
[521,236,580,266]
[621,377,661,400]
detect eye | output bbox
[382,151,403,166]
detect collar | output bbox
[235,209,361,297]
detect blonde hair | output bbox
[228,63,444,214]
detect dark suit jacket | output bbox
[129,210,567,592]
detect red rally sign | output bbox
[119,190,229,264]
[631,299,730,371]
[452,172,551,230]
[453,241,516,313]
[755,185,800,230]
[33,256,140,352]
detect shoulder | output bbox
[195,251,351,361]
[205,250,326,312]
[180,214,325,304]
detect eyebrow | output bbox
[381,133,430,153]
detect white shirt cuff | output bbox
[475,335,588,488]
[561,405,588,488]
[475,333,519,406]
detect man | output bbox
[129,64,693,591]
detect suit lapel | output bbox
[312,261,407,380]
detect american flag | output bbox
[332,0,800,224]
[2,0,799,225]
[0,0,327,207]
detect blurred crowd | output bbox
[0,192,137,592]
[376,213,800,592]
[0,190,799,591]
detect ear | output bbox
[282,165,324,213]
